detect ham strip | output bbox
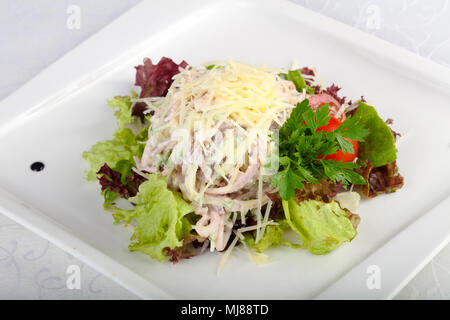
[205,163,259,195]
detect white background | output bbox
[1,0,449,299]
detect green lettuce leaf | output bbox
[107,94,135,130]
[82,127,146,181]
[112,174,194,261]
[243,220,300,252]
[244,224,285,253]
[282,199,357,255]
[101,189,119,210]
[354,101,397,167]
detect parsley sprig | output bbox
[271,99,369,200]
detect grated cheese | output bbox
[217,220,277,274]
[139,59,300,256]
[249,252,270,265]
[256,198,272,244]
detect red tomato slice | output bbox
[316,116,342,132]
[324,140,358,162]
[316,116,358,162]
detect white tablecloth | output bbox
[1,0,449,299]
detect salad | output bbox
[83,57,404,270]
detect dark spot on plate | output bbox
[30,161,45,172]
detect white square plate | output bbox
[1,0,450,299]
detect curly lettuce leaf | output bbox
[107,95,135,130]
[244,225,285,253]
[243,220,300,253]
[101,189,119,210]
[112,174,193,261]
[135,57,188,98]
[356,160,404,198]
[353,102,397,167]
[96,162,147,209]
[282,199,357,255]
[82,127,145,181]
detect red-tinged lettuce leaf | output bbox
[295,180,345,203]
[126,171,147,198]
[96,163,147,207]
[97,163,131,199]
[346,210,361,230]
[322,84,347,106]
[299,66,347,104]
[131,102,151,121]
[265,191,285,221]
[301,67,315,76]
[164,234,207,263]
[346,97,367,116]
[133,57,188,120]
[135,57,188,97]
[385,118,401,141]
[356,160,404,198]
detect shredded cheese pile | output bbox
[171,60,296,132]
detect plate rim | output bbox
[1,0,450,299]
